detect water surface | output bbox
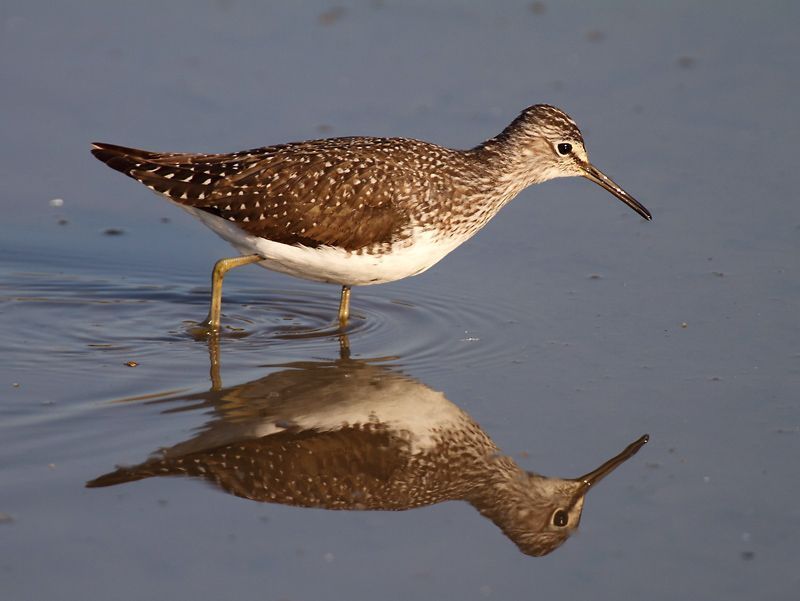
[1,2,798,600]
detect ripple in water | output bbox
[1,270,528,378]
[211,279,527,374]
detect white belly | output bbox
[182,205,468,286]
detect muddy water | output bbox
[2,2,799,600]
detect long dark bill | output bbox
[583,164,652,221]
[577,434,649,490]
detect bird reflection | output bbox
[88,336,647,557]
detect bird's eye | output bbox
[557,143,572,156]
[552,509,569,527]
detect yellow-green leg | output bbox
[338,285,351,328]
[202,254,263,330]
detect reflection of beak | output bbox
[577,434,649,492]
[582,163,652,221]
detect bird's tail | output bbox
[85,463,158,488]
[90,142,221,206]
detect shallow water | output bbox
[2,2,799,600]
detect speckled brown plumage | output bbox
[92,105,648,257]
[90,105,649,328]
[94,138,433,251]
[87,356,647,556]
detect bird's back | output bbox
[92,136,477,251]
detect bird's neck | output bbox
[461,454,528,504]
[466,130,554,199]
[462,458,539,529]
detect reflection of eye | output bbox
[557,143,572,156]
[552,509,569,527]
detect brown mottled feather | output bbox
[86,425,420,508]
[91,105,630,255]
[91,139,444,251]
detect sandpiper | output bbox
[92,104,651,329]
[87,355,648,556]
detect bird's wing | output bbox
[204,138,433,250]
[92,138,434,251]
[86,425,413,509]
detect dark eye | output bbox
[552,509,569,527]
[557,143,572,156]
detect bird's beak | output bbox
[582,163,652,221]
[576,434,649,491]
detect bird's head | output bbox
[497,104,651,220]
[474,434,649,557]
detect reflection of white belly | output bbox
[183,206,468,286]
[249,374,471,454]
